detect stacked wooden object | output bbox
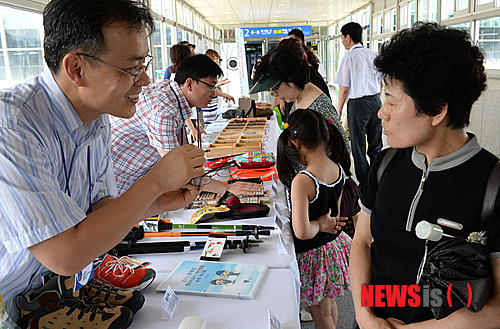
[205,118,267,159]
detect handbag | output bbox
[418,161,500,320]
[340,177,361,238]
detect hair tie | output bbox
[283,123,289,129]
[325,116,333,125]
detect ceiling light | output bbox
[275,15,280,17]
[277,11,282,13]
[218,5,224,8]
[278,3,285,6]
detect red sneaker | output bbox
[94,254,156,291]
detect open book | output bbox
[157,260,268,299]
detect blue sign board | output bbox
[241,25,312,38]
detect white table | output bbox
[128,179,301,328]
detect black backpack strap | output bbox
[377,148,398,184]
[480,161,500,231]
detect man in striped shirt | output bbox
[0,0,205,322]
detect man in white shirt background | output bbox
[335,22,383,190]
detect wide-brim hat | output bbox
[249,74,281,94]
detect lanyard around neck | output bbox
[170,83,186,146]
[60,139,93,214]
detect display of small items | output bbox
[205,118,268,159]
[185,190,272,209]
[239,189,272,205]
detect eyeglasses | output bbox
[190,160,240,189]
[192,77,218,95]
[270,80,282,97]
[77,52,153,82]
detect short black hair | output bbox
[374,22,487,129]
[341,22,362,43]
[174,54,223,85]
[288,28,305,43]
[255,46,310,90]
[43,0,154,74]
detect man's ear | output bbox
[431,104,449,127]
[184,77,194,92]
[62,53,85,87]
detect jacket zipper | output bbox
[406,167,429,231]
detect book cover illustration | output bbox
[158,260,268,299]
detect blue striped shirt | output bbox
[202,96,218,124]
[0,70,117,321]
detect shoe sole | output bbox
[134,272,156,291]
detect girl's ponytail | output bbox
[276,126,299,188]
[324,117,351,176]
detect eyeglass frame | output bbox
[270,80,282,97]
[76,52,153,82]
[190,160,240,189]
[192,77,218,95]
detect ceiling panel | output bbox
[186,0,368,28]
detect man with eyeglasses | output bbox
[0,0,206,324]
[110,54,263,198]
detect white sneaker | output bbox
[299,308,313,322]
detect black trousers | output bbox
[347,94,382,189]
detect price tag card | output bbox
[268,310,282,329]
[74,262,93,291]
[271,175,279,197]
[277,233,288,255]
[274,214,284,232]
[274,202,282,217]
[161,286,179,320]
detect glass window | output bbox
[152,21,164,82]
[0,54,6,80]
[372,14,379,34]
[457,0,468,11]
[441,0,455,19]
[384,11,391,30]
[163,0,175,20]
[165,24,174,46]
[430,0,438,21]
[409,1,416,25]
[449,22,471,34]
[150,0,161,13]
[0,6,44,87]
[391,8,397,31]
[176,2,184,26]
[379,13,384,33]
[8,50,44,81]
[477,16,500,70]
[3,10,42,48]
[178,28,184,42]
[419,0,428,20]
[184,7,192,29]
[400,4,408,27]
[478,0,494,5]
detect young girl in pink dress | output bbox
[277,109,351,328]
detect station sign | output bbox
[241,25,312,38]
